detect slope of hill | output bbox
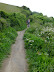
[0,3,31,67]
[0,3,22,13]
[24,11,54,72]
[0,2,54,72]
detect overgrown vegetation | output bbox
[0,3,54,72]
[0,3,31,67]
[24,12,54,72]
[0,27,17,67]
[0,3,21,13]
[0,11,27,31]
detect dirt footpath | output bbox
[0,30,27,72]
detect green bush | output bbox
[22,6,30,10]
[21,9,31,17]
[24,32,54,72]
[9,17,21,27]
[9,13,27,30]
[24,33,44,50]
[0,11,27,31]
[24,17,54,72]
[26,26,36,34]
[0,11,8,18]
[25,49,54,72]
[0,18,8,30]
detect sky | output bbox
[0,0,54,17]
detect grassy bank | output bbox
[0,4,31,67]
[0,27,17,67]
[23,13,54,72]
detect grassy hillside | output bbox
[0,3,31,67]
[0,2,54,72]
[24,12,54,72]
[0,3,31,16]
[0,3,22,13]
[0,27,18,67]
[0,3,31,31]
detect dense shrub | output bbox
[22,6,30,10]
[21,9,31,17]
[24,13,54,72]
[8,13,27,30]
[9,17,20,27]
[0,11,8,18]
[25,26,36,33]
[24,33,44,50]
[0,11,27,31]
[24,32,54,72]
[0,18,8,30]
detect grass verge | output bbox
[0,27,18,67]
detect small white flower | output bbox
[46,36,49,39]
[8,32,9,33]
[44,52,49,55]
[45,40,47,42]
[38,53,42,55]
[32,40,34,42]
[30,44,32,45]
[26,38,29,40]
[29,40,32,42]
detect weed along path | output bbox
[0,30,27,72]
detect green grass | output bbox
[0,2,54,71]
[0,3,22,13]
[0,3,31,31]
[0,4,29,67]
[0,11,27,31]
[24,28,54,72]
[25,49,54,72]
[24,13,54,72]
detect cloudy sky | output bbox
[0,0,54,17]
